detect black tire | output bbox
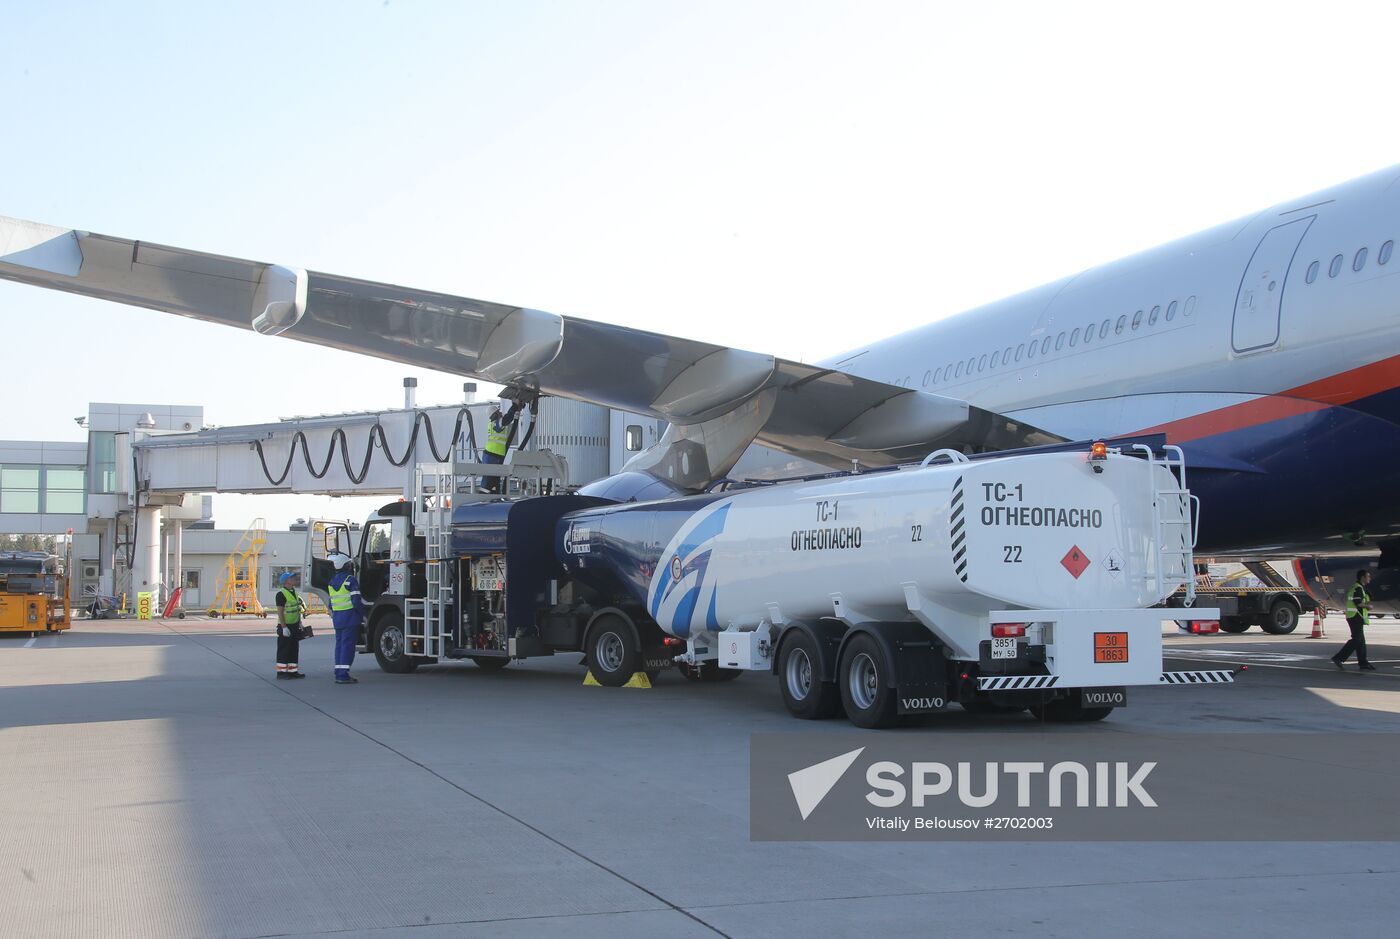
[1261,599,1300,635]
[1219,618,1251,634]
[585,613,641,687]
[677,661,744,682]
[838,633,899,729]
[469,655,509,671]
[1028,696,1113,722]
[373,610,418,674]
[777,630,841,719]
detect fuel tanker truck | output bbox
[308,441,1234,728]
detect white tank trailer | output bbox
[555,444,1233,727]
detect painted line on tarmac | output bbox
[22,637,36,648]
[1166,652,1400,677]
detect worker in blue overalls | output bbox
[326,553,365,684]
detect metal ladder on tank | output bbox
[1132,444,1198,606]
[404,464,454,659]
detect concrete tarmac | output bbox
[3,612,1399,938]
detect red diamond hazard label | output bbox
[1061,545,1090,579]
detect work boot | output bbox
[287,672,306,679]
[335,675,359,684]
[1359,663,1378,671]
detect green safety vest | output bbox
[328,578,354,612]
[1347,582,1370,625]
[279,587,304,624]
[485,421,510,458]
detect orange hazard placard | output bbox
[1094,631,1128,663]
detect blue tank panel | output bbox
[450,501,513,555]
[556,493,728,610]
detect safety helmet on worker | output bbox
[328,553,353,571]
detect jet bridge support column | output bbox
[131,505,163,602]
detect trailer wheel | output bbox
[1219,618,1251,634]
[469,656,509,671]
[838,633,899,729]
[373,610,418,674]
[777,631,840,719]
[678,661,744,682]
[1261,599,1300,635]
[586,613,641,687]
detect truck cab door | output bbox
[304,519,352,607]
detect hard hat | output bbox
[278,571,297,585]
[328,553,353,571]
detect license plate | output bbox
[1094,631,1128,663]
[991,637,1018,659]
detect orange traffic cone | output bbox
[1308,608,1325,638]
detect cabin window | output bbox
[990,351,1000,368]
[955,361,964,378]
[1054,332,1065,351]
[1131,310,1143,331]
[922,370,932,387]
[933,366,942,384]
[1329,254,1344,278]
[1083,322,1095,342]
[1380,240,1394,265]
[1354,247,1368,271]
[966,356,976,374]
[1099,319,1111,339]
[1027,341,1038,359]
[1003,345,1012,363]
[978,354,988,372]
[1069,327,1080,347]
[1015,344,1024,361]
[1165,300,1178,321]
[1148,305,1161,326]
[1115,314,1127,335]
[1040,337,1052,356]
[625,425,643,451]
[1184,296,1197,316]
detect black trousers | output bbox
[1335,616,1369,665]
[276,632,301,670]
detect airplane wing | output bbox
[0,214,1061,487]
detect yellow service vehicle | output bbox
[0,551,72,635]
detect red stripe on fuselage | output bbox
[1136,352,1400,443]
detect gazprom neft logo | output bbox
[864,760,1157,809]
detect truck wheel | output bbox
[838,633,899,729]
[1219,618,1251,634]
[470,656,509,671]
[586,613,641,687]
[1028,697,1113,722]
[1261,599,1300,635]
[373,611,418,674]
[777,632,840,719]
[678,661,744,682]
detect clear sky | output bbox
[3,0,1399,529]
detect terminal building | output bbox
[1,394,664,612]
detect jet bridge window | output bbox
[1354,247,1368,271]
[1381,240,1394,265]
[1306,260,1319,284]
[1329,254,1344,278]
[625,425,644,451]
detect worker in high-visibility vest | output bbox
[480,401,521,494]
[1333,569,1376,671]
[275,571,307,679]
[326,553,365,684]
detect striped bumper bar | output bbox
[1158,669,1237,684]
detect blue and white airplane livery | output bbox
[1,165,1398,590]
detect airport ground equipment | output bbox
[1164,560,1316,634]
[206,519,268,618]
[308,443,1233,728]
[0,550,72,635]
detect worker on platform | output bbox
[1333,569,1376,671]
[326,552,365,684]
[480,400,522,494]
[275,570,307,679]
